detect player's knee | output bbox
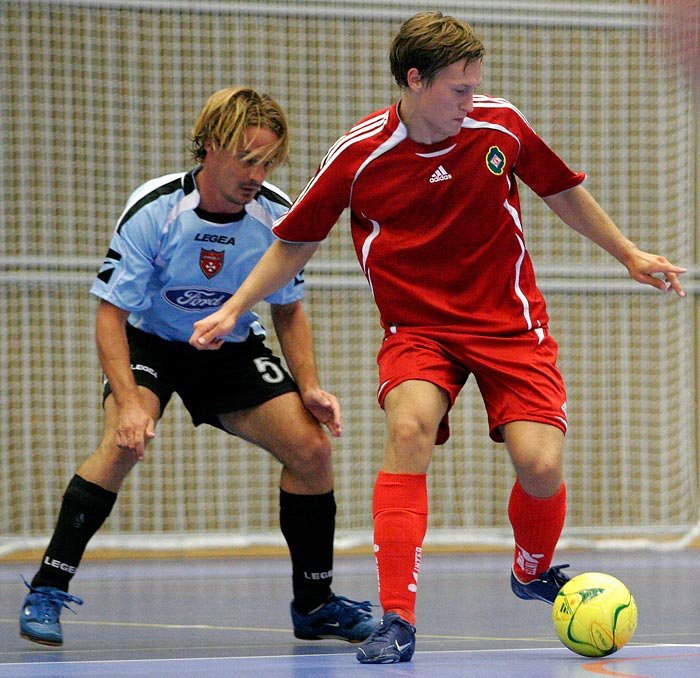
[285,428,332,476]
[515,456,563,497]
[388,412,435,449]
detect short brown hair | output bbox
[389,11,485,88]
[190,86,289,166]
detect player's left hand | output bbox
[625,249,687,297]
[302,388,343,437]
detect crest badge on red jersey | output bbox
[486,146,506,176]
[199,248,224,279]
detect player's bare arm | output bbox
[95,300,156,460]
[271,301,343,437]
[544,184,687,297]
[189,239,319,349]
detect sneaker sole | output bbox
[357,652,403,664]
[512,584,551,603]
[20,631,62,647]
[294,630,367,643]
[515,591,554,604]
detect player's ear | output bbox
[406,68,422,91]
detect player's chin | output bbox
[445,121,464,137]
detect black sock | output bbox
[280,489,336,614]
[31,474,117,591]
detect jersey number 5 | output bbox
[254,357,285,384]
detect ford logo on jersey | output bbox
[163,287,233,311]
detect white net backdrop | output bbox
[1,0,698,555]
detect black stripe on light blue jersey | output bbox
[116,170,197,234]
[259,183,292,209]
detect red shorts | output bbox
[376,326,567,444]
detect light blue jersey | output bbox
[91,169,303,343]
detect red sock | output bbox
[508,479,566,582]
[372,471,428,626]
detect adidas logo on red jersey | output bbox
[429,165,452,183]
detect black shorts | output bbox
[103,324,298,430]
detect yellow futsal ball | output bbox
[552,572,637,657]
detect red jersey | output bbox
[273,97,585,335]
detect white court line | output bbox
[2,644,699,668]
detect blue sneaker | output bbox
[19,576,83,646]
[511,563,571,604]
[292,593,376,643]
[356,612,416,664]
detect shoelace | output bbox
[328,594,374,616]
[371,614,414,641]
[544,564,571,586]
[22,575,84,619]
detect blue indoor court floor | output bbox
[0,549,698,677]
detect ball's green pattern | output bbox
[552,572,637,657]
